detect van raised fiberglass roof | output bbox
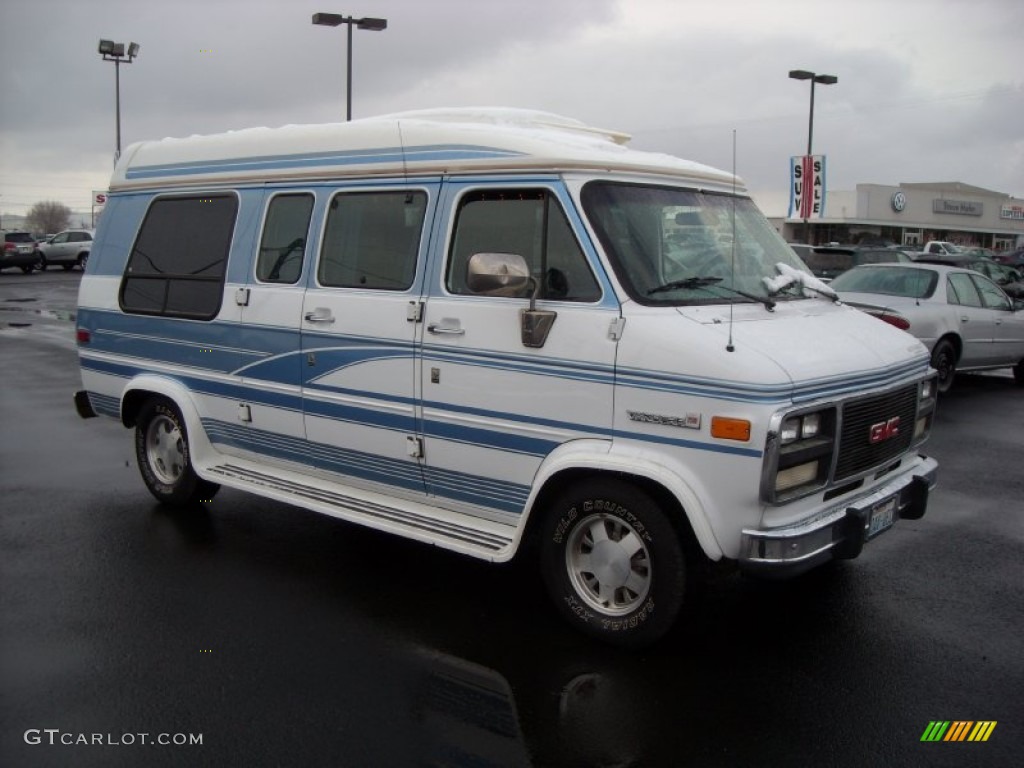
[109,107,742,192]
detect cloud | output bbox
[0,0,1021,218]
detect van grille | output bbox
[834,385,917,481]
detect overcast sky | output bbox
[1,0,1021,223]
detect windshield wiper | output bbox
[648,276,776,310]
[648,276,723,294]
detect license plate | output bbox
[867,496,896,539]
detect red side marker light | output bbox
[76,328,91,344]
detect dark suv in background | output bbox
[792,244,912,282]
[1,231,41,273]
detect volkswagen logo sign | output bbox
[891,191,907,213]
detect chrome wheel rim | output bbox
[565,513,651,615]
[145,414,185,485]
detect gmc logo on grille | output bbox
[869,417,901,444]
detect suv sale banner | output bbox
[789,155,826,219]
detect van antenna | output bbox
[726,129,737,353]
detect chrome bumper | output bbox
[739,456,938,577]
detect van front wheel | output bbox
[539,479,686,647]
[134,398,219,507]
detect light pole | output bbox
[312,13,387,121]
[98,39,140,164]
[788,69,837,158]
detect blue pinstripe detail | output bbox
[203,419,425,493]
[81,307,925,407]
[126,144,525,180]
[85,391,121,418]
[201,420,528,513]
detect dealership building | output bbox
[776,181,1024,250]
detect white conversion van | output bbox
[75,108,938,646]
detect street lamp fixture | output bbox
[98,39,140,163]
[788,69,838,158]
[312,12,388,121]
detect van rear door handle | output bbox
[304,308,335,324]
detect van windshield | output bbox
[581,181,808,305]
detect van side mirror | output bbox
[465,252,557,348]
[466,252,531,295]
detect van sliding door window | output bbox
[256,193,314,284]
[318,191,427,290]
[120,194,238,320]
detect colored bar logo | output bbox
[921,721,997,742]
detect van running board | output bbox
[205,462,517,560]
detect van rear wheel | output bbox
[539,478,686,647]
[134,397,219,507]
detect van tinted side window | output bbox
[120,194,238,320]
[447,189,600,301]
[448,191,598,303]
[256,193,314,284]
[319,191,427,290]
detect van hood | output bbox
[675,300,929,400]
[615,299,929,405]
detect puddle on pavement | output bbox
[1,306,76,331]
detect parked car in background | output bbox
[37,229,94,271]
[798,245,912,282]
[1,231,41,273]
[958,247,1000,260]
[915,253,1024,299]
[889,245,924,259]
[788,243,813,261]
[922,240,963,256]
[831,263,1024,392]
[992,247,1024,268]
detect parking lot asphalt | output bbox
[1,270,1021,767]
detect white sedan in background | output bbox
[830,263,1024,393]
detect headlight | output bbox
[780,413,821,444]
[766,406,837,502]
[921,379,933,400]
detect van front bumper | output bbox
[738,456,938,577]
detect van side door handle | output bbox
[304,308,335,324]
[427,319,465,336]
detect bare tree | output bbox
[25,201,72,235]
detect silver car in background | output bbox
[830,263,1024,393]
[37,229,94,271]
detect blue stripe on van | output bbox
[201,419,528,513]
[82,302,926,405]
[126,144,525,180]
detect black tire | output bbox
[62,263,74,272]
[1014,359,1024,385]
[20,265,34,274]
[37,254,47,271]
[78,253,88,271]
[539,478,687,647]
[134,397,220,507]
[931,339,957,394]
